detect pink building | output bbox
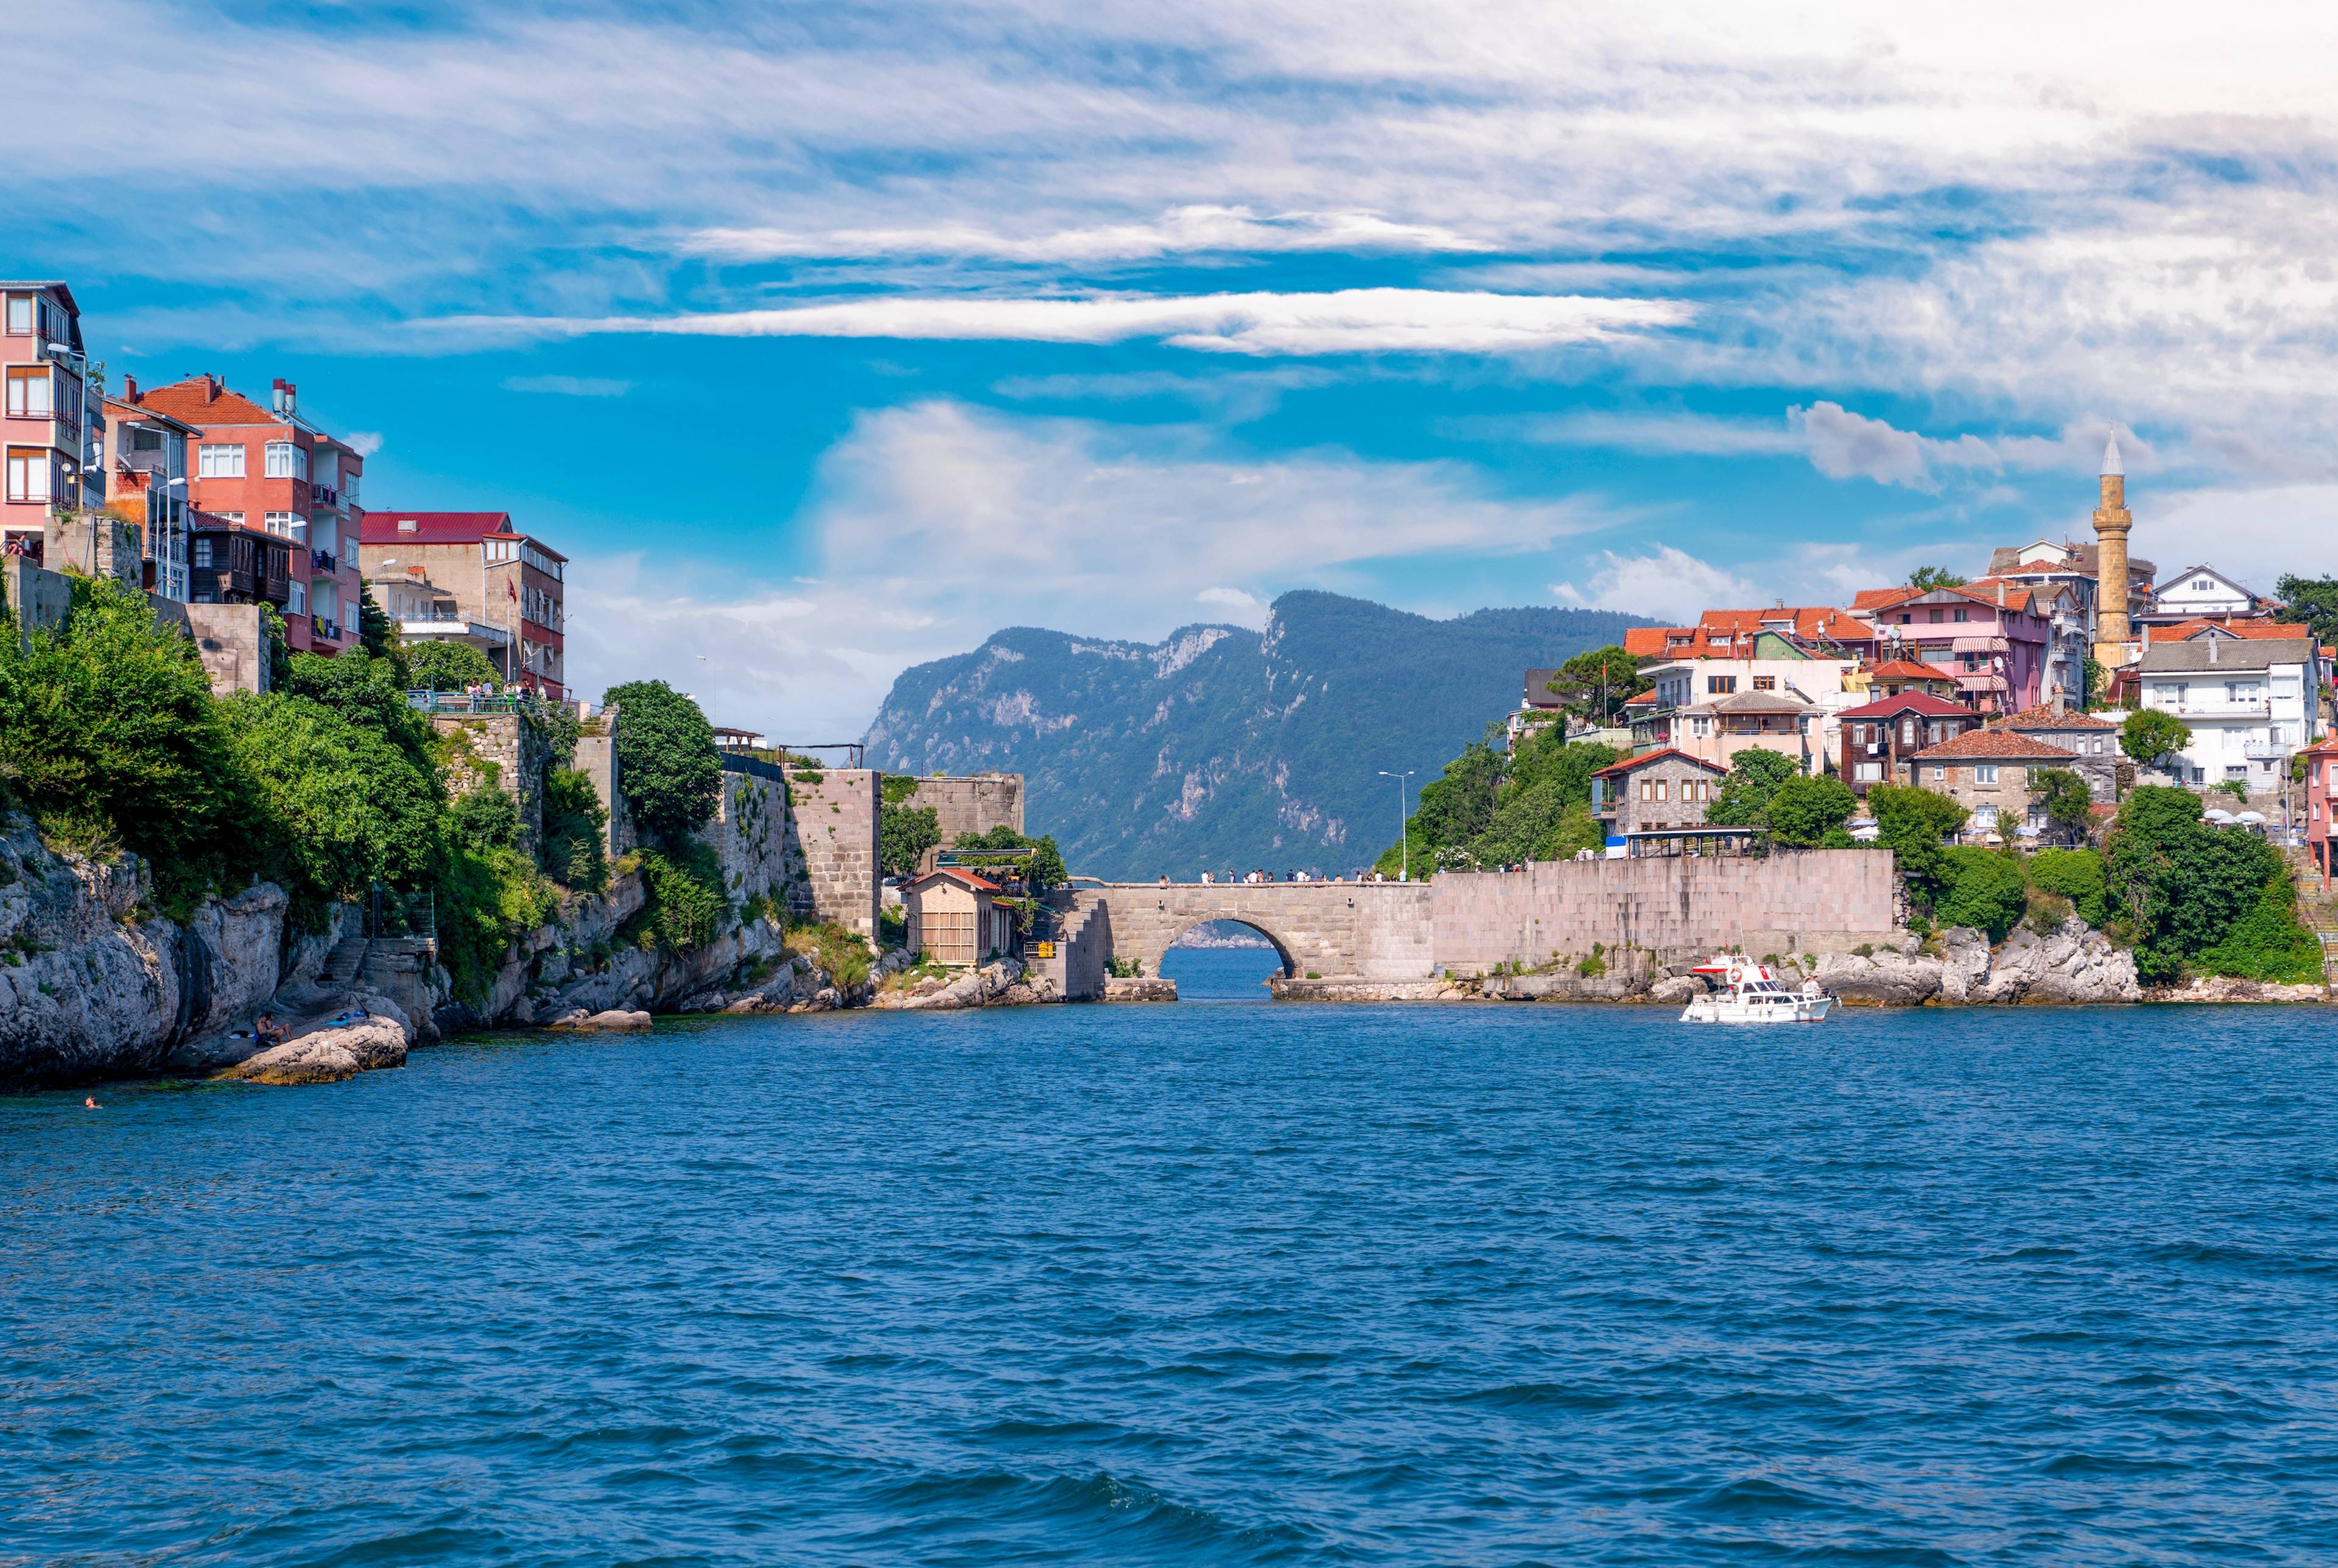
[1847,583,2052,716]
[2,282,104,563]
[2305,739,2338,890]
[132,374,366,656]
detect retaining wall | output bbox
[785,766,880,940]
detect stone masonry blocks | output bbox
[785,766,880,940]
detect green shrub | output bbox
[2028,847,2107,926]
[451,786,521,855]
[636,842,728,952]
[406,640,497,691]
[1934,848,2027,940]
[1868,784,1969,906]
[539,766,608,891]
[2108,786,2287,982]
[219,692,443,904]
[787,919,873,989]
[1760,772,1856,848]
[1576,951,1607,978]
[2196,877,2324,984]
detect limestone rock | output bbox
[216,1015,409,1085]
[1649,974,1707,1004]
[1813,945,1943,1006]
[1975,918,2143,1004]
[873,958,1044,1010]
[1935,926,1992,1003]
[560,1009,653,1030]
[2155,975,2327,1004]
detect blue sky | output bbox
[12,1,2338,735]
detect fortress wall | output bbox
[1431,852,1899,974]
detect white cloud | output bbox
[562,401,1623,734]
[502,374,631,397]
[342,430,384,458]
[2133,483,2338,593]
[1553,546,1763,623]
[434,289,1692,357]
[684,205,1489,262]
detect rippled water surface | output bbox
[7,960,2338,1566]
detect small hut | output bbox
[901,866,1016,968]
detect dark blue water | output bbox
[7,967,2338,1566]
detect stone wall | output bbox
[711,756,791,909]
[893,772,1025,844]
[163,601,270,696]
[2,556,72,645]
[572,726,631,858]
[784,765,880,940]
[433,714,551,849]
[1430,851,1899,973]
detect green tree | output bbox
[280,648,437,773]
[2029,847,2107,926]
[0,574,248,903]
[882,803,941,877]
[2273,573,2338,647]
[1763,772,1857,847]
[952,825,1067,892]
[1374,730,1619,875]
[1907,565,1968,591]
[539,766,608,891]
[1868,783,1970,905]
[218,693,444,901]
[1705,748,1802,828]
[2121,708,2191,769]
[2081,654,2108,710]
[450,786,522,855]
[605,679,720,848]
[407,640,497,691]
[356,581,405,680]
[2031,768,2094,845]
[1935,847,2027,939]
[1544,645,1643,726]
[2106,786,2289,981]
[2196,877,2325,984]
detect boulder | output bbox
[565,1009,653,1030]
[1648,974,1706,1005]
[1935,926,1993,1003]
[1813,945,1943,1006]
[1975,918,2143,1004]
[215,1015,409,1085]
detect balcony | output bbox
[2150,700,2272,719]
[312,548,339,574]
[1957,671,2010,694]
[310,481,339,509]
[314,617,343,643]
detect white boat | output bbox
[1680,955,1834,1023]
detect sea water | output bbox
[5,977,2337,1564]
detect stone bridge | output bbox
[1079,881,1435,981]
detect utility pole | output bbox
[1380,769,1416,881]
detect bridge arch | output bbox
[1160,917,1297,979]
[1081,880,1434,984]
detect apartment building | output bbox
[132,375,366,654]
[2303,739,2338,889]
[366,567,512,677]
[1983,537,2156,700]
[358,511,567,699]
[1635,652,1859,771]
[2135,636,2323,790]
[2140,565,2279,628]
[1835,692,1983,797]
[1847,582,2052,715]
[2,282,105,564]
[102,378,198,601]
[1904,729,2085,844]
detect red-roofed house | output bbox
[359,511,567,699]
[1588,749,1729,838]
[133,374,367,655]
[1844,583,2052,716]
[1834,691,1982,797]
[1906,728,2083,842]
[901,866,1015,967]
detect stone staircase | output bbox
[269,934,374,1026]
[1031,890,1112,999]
[2285,849,2338,982]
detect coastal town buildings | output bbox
[1589,749,1728,836]
[132,375,367,656]
[1835,692,1984,797]
[1993,704,2123,800]
[359,511,567,699]
[1845,582,2052,716]
[1,282,104,565]
[101,383,198,601]
[1904,728,2083,843]
[2134,635,2323,790]
[366,566,514,676]
[2138,564,2280,628]
[1861,659,1962,701]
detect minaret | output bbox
[2091,434,2132,665]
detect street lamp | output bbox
[1379,769,1416,881]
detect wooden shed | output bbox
[902,867,1016,968]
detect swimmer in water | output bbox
[83,1096,100,1108]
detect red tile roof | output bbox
[133,375,283,429]
[1694,605,1867,643]
[2160,617,2314,642]
[908,866,1002,894]
[1624,626,1684,658]
[1838,691,1979,719]
[362,512,521,546]
[1909,728,2081,762]
[1867,659,1959,682]
[1995,704,2118,730]
[1856,583,2039,617]
[1590,746,1730,779]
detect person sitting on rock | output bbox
[254,1012,286,1048]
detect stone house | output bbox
[1590,748,1730,836]
[1904,729,2083,844]
[902,866,1017,968]
[1837,691,1982,797]
[1993,704,2122,800]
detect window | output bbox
[396,517,418,533]
[1974,805,1999,828]
[1898,614,1912,625]
[288,579,307,615]
[264,512,303,539]
[4,295,30,335]
[215,511,244,525]
[342,471,360,503]
[198,443,245,478]
[1975,765,1999,785]
[131,426,164,452]
[264,441,308,480]
[1929,609,1945,624]
[1639,779,1654,802]
[5,366,54,418]
[1953,608,1969,623]
[1856,762,1882,782]
[6,447,52,502]
[1654,780,1669,802]
[193,537,214,568]
[1752,675,1776,691]
[1901,718,1916,746]
[2195,578,2212,591]
[1931,765,1946,780]
[1707,675,1736,695]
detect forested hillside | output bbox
[862,592,1642,879]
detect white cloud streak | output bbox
[434,289,1691,357]
[501,374,632,397]
[684,205,1489,262]
[1553,546,1764,623]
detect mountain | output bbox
[861,591,1645,881]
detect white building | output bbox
[1640,654,1861,771]
[2135,635,2323,789]
[2140,565,2278,627]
